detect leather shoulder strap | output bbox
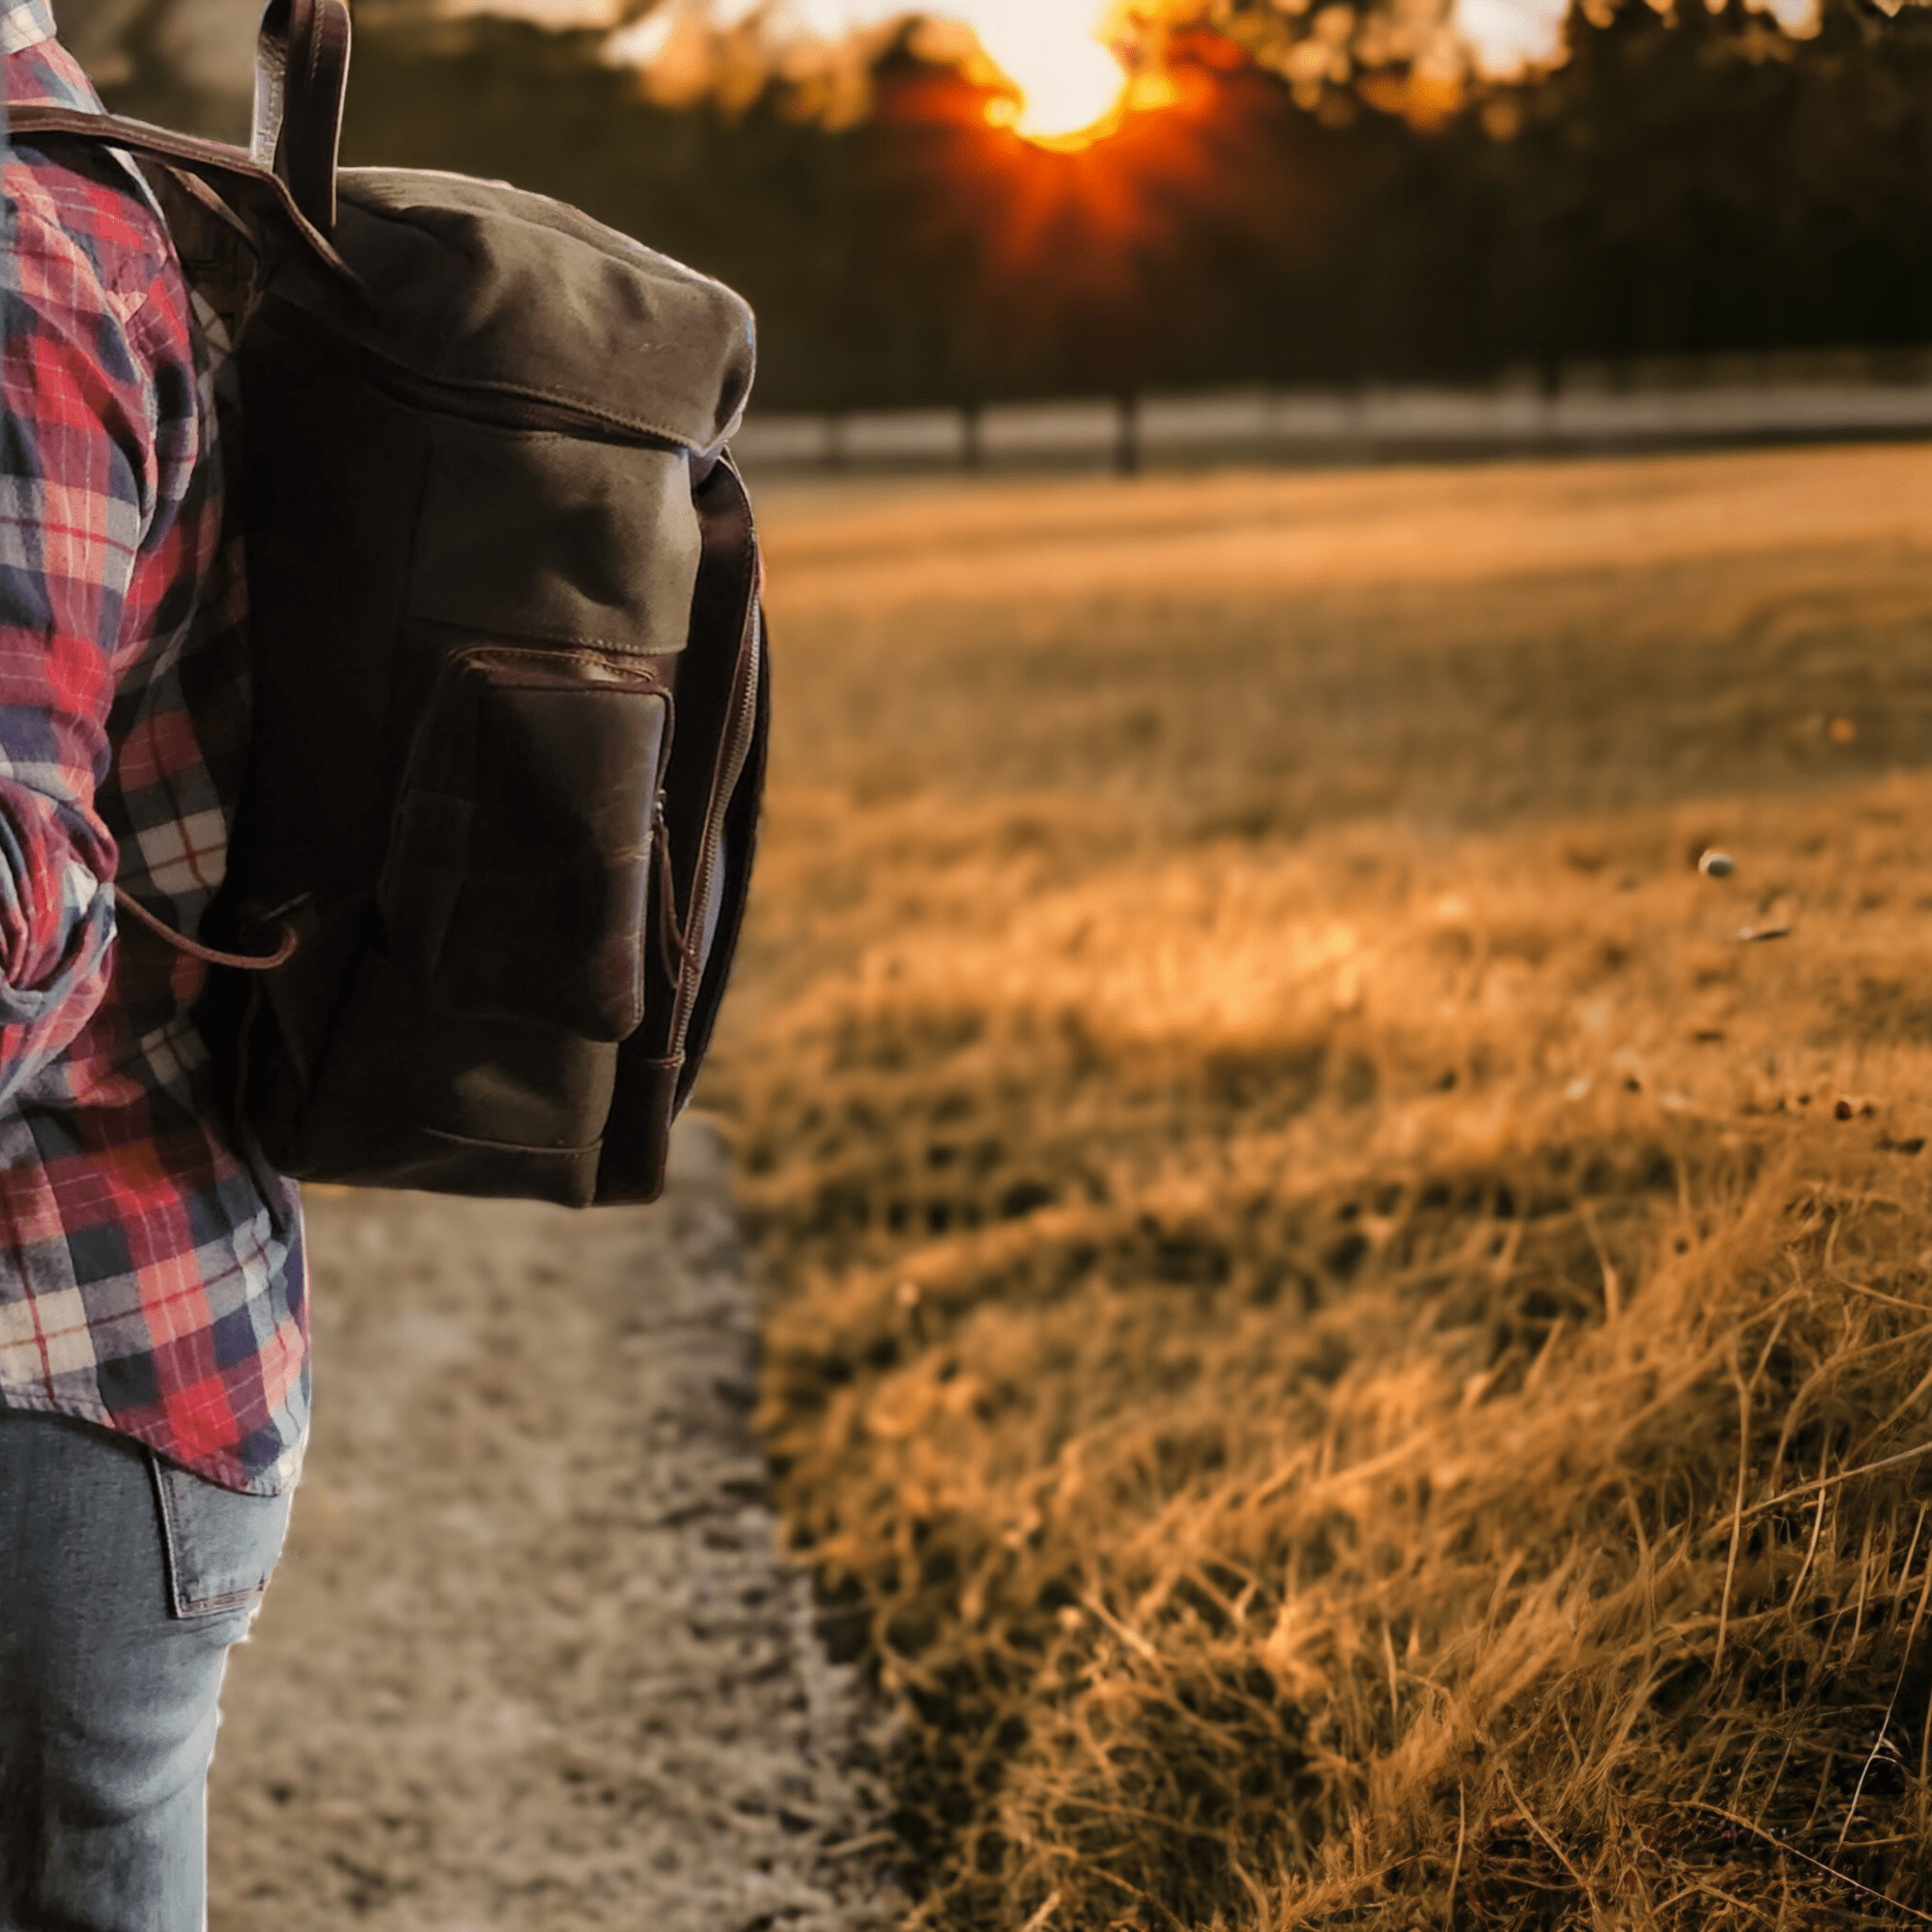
[6,104,357,284]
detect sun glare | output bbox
[973,8,1130,147]
[605,0,1139,146]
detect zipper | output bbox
[668,591,761,1058]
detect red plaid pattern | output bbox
[0,4,306,1495]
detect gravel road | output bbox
[204,1120,898,1931]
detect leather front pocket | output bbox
[379,644,671,1041]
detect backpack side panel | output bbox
[672,611,768,1110]
[592,462,764,1204]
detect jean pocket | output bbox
[148,1458,295,1619]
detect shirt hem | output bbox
[0,1387,303,1496]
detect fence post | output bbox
[1115,391,1140,476]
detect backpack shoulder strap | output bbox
[6,105,355,284]
[11,0,355,275]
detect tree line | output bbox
[96,0,1932,410]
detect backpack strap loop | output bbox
[252,0,350,236]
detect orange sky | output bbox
[586,0,1583,103]
[492,0,1825,135]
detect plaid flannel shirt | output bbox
[0,1,307,1496]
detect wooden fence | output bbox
[731,351,1932,473]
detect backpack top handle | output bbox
[252,0,350,236]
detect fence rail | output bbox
[732,353,1932,474]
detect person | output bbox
[0,4,307,1927]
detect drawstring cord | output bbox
[112,885,298,972]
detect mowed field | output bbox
[710,443,1932,1930]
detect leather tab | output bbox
[253,0,350,235]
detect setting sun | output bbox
[971,3,1129,146]
[605,0,1140,147]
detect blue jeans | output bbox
[0,1413,292,1932]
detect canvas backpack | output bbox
[11,0,768,1208]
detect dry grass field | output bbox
[708,443,1932,1929]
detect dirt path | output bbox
[205,1121,898,1931]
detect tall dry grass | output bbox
[710,446,1932,1928]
